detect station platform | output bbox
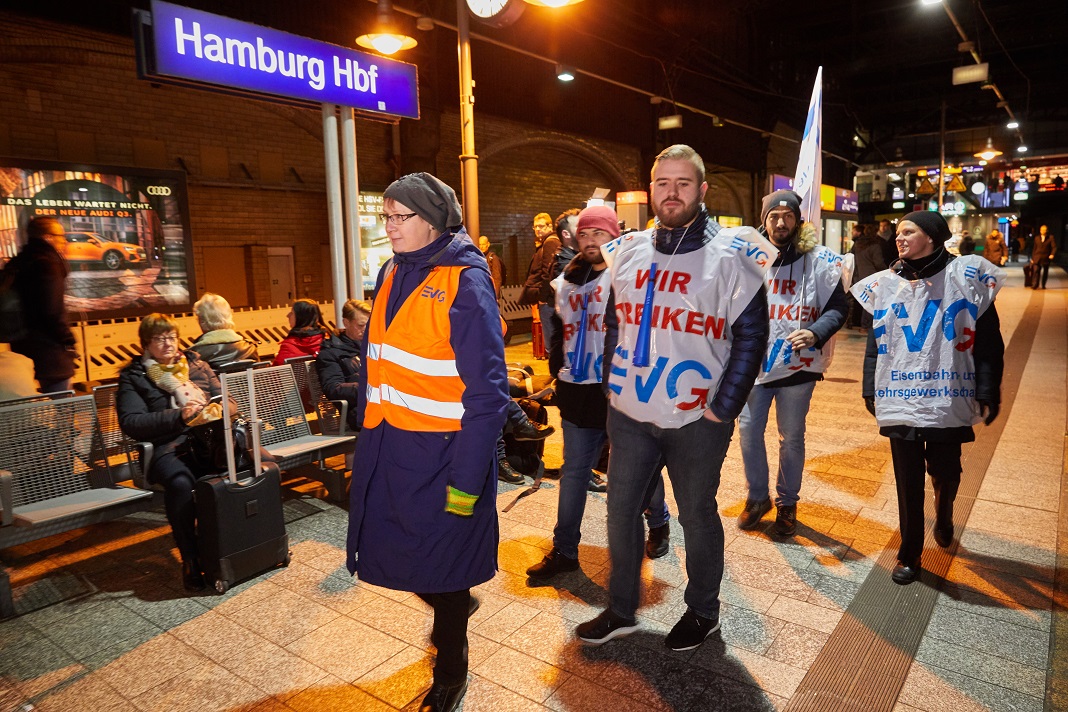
[1,262,1064,712]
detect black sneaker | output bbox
[645,523,670,559]
[498,459,525,484]
[512,419,555,441]
[892,561,922,585]
[526,547,580,579]
[576,609,638,645]
[587,473,607,493]
[773,504,797,537]
[737,498,772,530]
[665,608,720,651]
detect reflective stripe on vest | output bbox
[364,265,467,431]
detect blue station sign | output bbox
[148,1,419,119]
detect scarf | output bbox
[142,354,220,425]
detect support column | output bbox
[322,103,347,326]
[457,0,479,239]
[341,107,362,300]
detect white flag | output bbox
[793,67,823,241]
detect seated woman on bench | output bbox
[116,313,224,591]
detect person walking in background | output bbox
[853,210,1004,585]
[272,299,329,365]
[577,145,772,650]
[315,298,370,434]
[959,230,976,256]
[849,223,886,329]
[738,190,849,537]
[1031,224,1057,289]
[347,172,508,712]
[984,229,1007,266]
[478,235,506,299]
[520,212,559,358]
[8,216,77,393]
[189,292,259,371]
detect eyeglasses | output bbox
[379,212,418,225]
[151,334,179,344]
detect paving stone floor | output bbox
[0,263,1063,711]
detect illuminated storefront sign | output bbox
[771,175,858,213]
[147,1,419,118]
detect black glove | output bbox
[978,400,999,425]
[864,396,876,417]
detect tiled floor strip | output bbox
[786,288,1045,712]
[1047,289,1068,712]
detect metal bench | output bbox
[0,395,154,617]
[91,384,146,487]
[304,360,353,437]
[221,366,354,502]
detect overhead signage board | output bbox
[146,1,419,119]
[771,175,857,213]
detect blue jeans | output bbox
[538,302,556,353]
[605,407,732,620]
[738,380,816,507]
[554,420,669,558]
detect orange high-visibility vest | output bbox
[364,265,467,431]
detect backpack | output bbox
[0,256,26,343]
[503,397,548,476]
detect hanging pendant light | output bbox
[973,137,1003,162]
[356,0,417,55]
[524,0,586,7]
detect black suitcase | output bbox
[1023,261,1035,288]
[196,370,290,594]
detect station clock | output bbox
[466,0,525,28]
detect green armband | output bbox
[445,485,478,517]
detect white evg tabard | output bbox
[602,225,775,429]
[552,267,611,385]
[757,246,852,385]
[851,255,1005,428]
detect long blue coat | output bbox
[346,229,509,593]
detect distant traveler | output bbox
[8,216,77,393]
[738,189,849,537]
[1030,224,1057,289]
[853,211,1004,585]
[116,314,226,591]
[315,298,370,433]
[520,212,559,354]
[959,230,976,255]
[347,172,508,712]
[478,236,506,299]
[190,292,259,370]
[272,299,328,365]
[577,145,772,651]
[984,230,1007,266]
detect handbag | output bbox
[186,416,252,473]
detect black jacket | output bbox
[549,255,609,429]
[603,209,770,422]
[10,237,76,384]
[188,329,259,371]
[759,237,849,389]
[315,331,364,431]
[862,250,1004,442]
[116,351,222,458]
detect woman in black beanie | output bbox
[850,211,1005,585]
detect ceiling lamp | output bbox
[356,0,417,55]
[555,64,575,82]
[1006,120,1019,129]
[973,137,1003,162]
[1017,144,1028,153]
[524,0,585,7]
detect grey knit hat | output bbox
[901,210,950,245]
[760,189,802,225]
[383,172,463,233]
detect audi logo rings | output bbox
[146,185,172,196]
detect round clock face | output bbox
[466,0,525,28]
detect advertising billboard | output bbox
[0,158,195,320]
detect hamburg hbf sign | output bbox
[137,0,419,119]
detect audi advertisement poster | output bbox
[0,158,195,319]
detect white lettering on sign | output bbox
[174,17,350,92]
